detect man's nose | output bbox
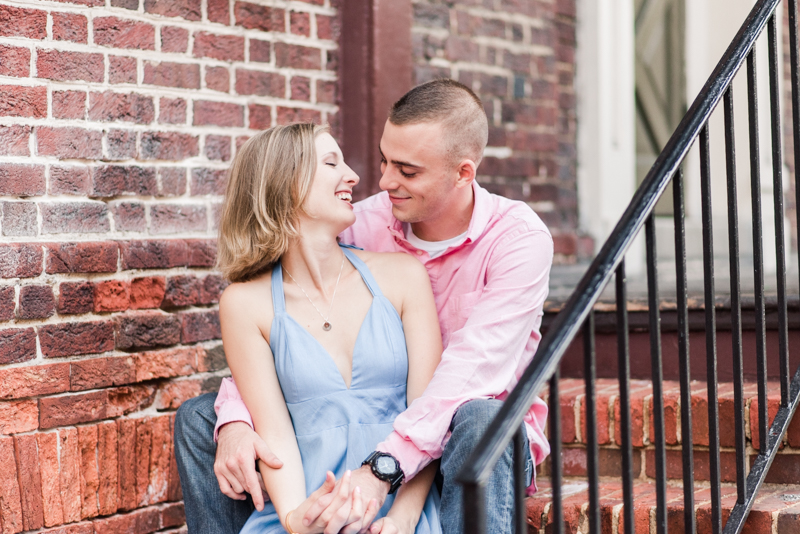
[378,167,395,192]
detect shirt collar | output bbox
[387,181,492,250]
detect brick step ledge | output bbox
[526,478,800,533]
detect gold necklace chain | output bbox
[282,252,346,331]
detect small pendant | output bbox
[323,321,332,331]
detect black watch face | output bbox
[376,455,398,475]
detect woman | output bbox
[216,123,443,534]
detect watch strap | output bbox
[362,451,404,494]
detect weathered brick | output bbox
[0,5,47,39]
[144,0,201,21]
[0,328,36,365]
[119,240,188,269]
[148,416,171,504]
[0,363,70,400]
[290,11,310,36]
[70,356,135,391]
[0,242,43,278]
[162,275,199,308]
[234,2,284,31]
[193,32,244,61]
[186,239,217,267]
[205,66,230,92]
[181,310,221,343]
[89,91,155,123]
[158,168,187,196]
[97,422,118,515]
[109,56,137,84]
[18,284,55,319]
[135,346,198,382]
[38,522,94,534]
[39,320,116,358]
[94,280,130,312]
[41,202,110,234]
[193,100,243,127]
[275,42,321,70]
[46,242,118,274]
[191,167,227,194]
[159,97,187,124]
[205,135,232,161]
[155,379,201,410]
[58,428,82,523]
[94,16,155,50]
[144,61,200,89]
[316,13,339,41]
[14,434,44,530]
[291,76,311,101]
[116,311,182,350]
[49,166,90,196]
[36,50,104,83]
[57,281,94,315]
[107,384,156,418]
[276,106,321,125]
[0,285,14,321]
[0,85,46,118]
[0,125,30,158]
[0,400,38,435]
[37,432,65,527]
[160,26,189,53]
[140,131,199,160]
[36,127,103,159]
[150,204,207,234]
[1,201,37,236]
[0,45,31,77]
[53,12,88,43]
[134,419,152,506]
[53,90,87,120]
[208,0,230,24]
[0,164,44,197]
[106,129,138,160]
[235,69,285,97]
[111,201,146,232]
[249,39,271,62]
[112,0,139,9]
[0,436,23,533]
[77,425,99,519]
[91,165,157,197]
[130,277,166,309]
[248,104,272,129]
[40,391,107,428]
[116,419,137,511]
[161,502,185,528]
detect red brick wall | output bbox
[410,0,589,263]
[0,0,338,532]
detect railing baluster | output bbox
[616,261,634,534]
[583,312,600,534]
[746,48,769,453]
[646,214,667,534]
[767,13,790,407]
[548,370,563,534]
[699,125,722,534]
[513,429,526,534]
[724,86,747,504]
[463,483,486,534]
[791,0,800,321]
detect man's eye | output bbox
[400,170,415,178]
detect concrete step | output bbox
[526,479,800,533]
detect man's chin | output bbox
[390,205,421,224]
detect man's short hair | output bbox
[389,79,489,167]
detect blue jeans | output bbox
[173,395,531,534]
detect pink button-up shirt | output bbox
[214,182,552,492]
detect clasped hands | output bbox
[215,422,406,534]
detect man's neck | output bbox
[409,186,475,242]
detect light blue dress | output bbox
[240,246,442,534]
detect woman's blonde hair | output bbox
[217,122,329,282]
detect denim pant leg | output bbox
[439,399,532,534]
[174,392,255,534]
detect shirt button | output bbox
[416,250,423,255]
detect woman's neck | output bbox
[281,229,345,295]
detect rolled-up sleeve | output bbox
[213,377,254,441]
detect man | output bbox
[174,79,553,534]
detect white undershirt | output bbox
[403,223,468,259]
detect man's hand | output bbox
[369,516,415,534]
[301,465,390,533]
[214,421,283,511]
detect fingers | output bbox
[302,472,337,527]
[213,468,246,501]
[322,472,353,534]
[243,461,265,511]
[358,498,380,534]
[340,487,365,534]
[369,518,384,534]
[253,438,283,469]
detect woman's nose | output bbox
[343,164,359,184]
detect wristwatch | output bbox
[362,451,404,494]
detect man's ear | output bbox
[455,159,477,189]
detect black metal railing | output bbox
[456,0,800,532]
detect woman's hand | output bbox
[367,516,415,534]
[289,471,379,534]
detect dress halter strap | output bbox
[271,262,287,315]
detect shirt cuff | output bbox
[375,431,435,481]
[213,400,254,442]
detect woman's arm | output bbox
[219,281,308,528]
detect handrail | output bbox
[456,0,781,490]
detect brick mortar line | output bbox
[1,0,337,17]
[410,26,551,56]
[458,5,548,29]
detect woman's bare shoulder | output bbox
[219,268,275,321]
